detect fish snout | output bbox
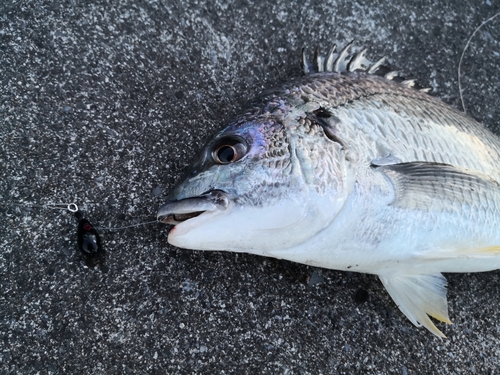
[157,190,229,225]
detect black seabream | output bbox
[158,42,500,338]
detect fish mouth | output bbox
[157,190,229,225]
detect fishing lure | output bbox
[75,210,102,256]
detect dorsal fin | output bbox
[301,42,431,93]
[333,41,353,72]
[347,47,369,72]
[325,44,337,72]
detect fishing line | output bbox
[0,202,79,212]
[95,220,159,231]
[1,201,159,257]
[458,11,500,114]
[0,202,157,230]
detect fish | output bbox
[157,41,500,338]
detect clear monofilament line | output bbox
[458,11,500,114]
[95,220,158,231]
[0,202,79,212]
[1,201,159,231]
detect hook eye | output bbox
[67,203,79,212]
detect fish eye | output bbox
[215,145,237,163]
[211,137,247,164]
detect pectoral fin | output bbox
[379,272,452,338]
[372,162,500,210]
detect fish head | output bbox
[158,106,352,253]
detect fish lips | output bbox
[157,190,229,225]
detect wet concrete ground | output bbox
[1,0,500,373]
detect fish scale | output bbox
[158,43,500,338]
[333,96,500,180]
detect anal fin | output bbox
[379,273,452,338]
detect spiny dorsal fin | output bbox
[301,42,431,93]
[301,48,310,74]
[384,70,400,80]
[367,55,387,74]
[313,46,323,72]
[401,79,417,88]
[347,47,369,72]
[325,44,337,72]
[333,41,353,72]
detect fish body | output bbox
[158,44,500,337]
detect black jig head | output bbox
[75,210,102,256]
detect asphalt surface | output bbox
[1,0,500,374]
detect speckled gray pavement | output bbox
[1,1,500,374]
